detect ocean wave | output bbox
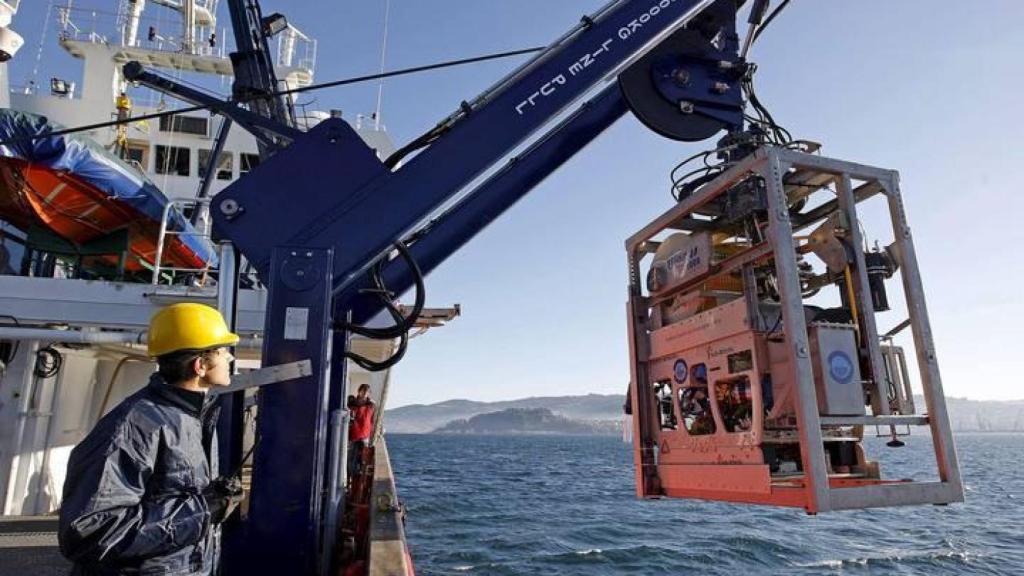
[391,434,1024,576]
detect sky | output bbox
[7,1,1024,406]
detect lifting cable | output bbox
[0,46,545,148]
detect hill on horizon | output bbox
[384,393,1024,434]
[386,393,625,433]
[434,407,620,435]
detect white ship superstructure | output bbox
[8,0,318,200]
[0,0,417,519]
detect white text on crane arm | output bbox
[514,0,681,116]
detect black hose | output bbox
[752,0,791,43]
[34,346,63,379]
[336,241,425,339]
[334,240,425,372]
[343,328,409,372]
[342,294,410,371]
[0,315,20,365]
[384,127,445,169]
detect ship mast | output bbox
[121,0,145,47]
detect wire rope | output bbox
[0,46,545,147]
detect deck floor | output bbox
[0,516,70,575]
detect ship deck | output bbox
[0,516,69,575]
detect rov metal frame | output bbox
[625,146,963,513]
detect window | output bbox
[159,115,209,136]
[715,376,753,433]
[654,381,677,431]
[199,149,233,180]
[727,349,753,374]
[154,145,191,176]
[679,363,715,435]
[239,153,261,175]
[125,141,149,171]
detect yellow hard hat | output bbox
[147,303,240,357]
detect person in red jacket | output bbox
[347,383,375,478]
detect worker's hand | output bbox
[203,476,244,524]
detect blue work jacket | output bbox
[59,374,221,575]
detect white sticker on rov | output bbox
[284,307,310,341]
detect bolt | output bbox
[219,198,240,216]
[713,82,730,94]
[673,69,691,86]
[679,100,695,114]
[797,345,808,357]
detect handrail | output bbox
[151,197,217,285]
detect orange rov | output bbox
[626,146,963,514]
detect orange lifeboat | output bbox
[0,110,214,273]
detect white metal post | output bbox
[151,202,174,284]
[835,174,889,415]
[761,148,831,513]
[882,173,962,494]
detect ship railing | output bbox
[274,25,316,72]
[10,82,36,95]
[56,5,109,44]
[55,2,233,58]
[151,197,217,286]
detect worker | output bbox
[114,91,132,157]
[58,303,243,576]
[347,383,375,478]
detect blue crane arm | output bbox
[212,0,739,300]
[339,84,630,324]
[214,3,746,573]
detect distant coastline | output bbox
[433,407,620,436]
[385,393,1024,435]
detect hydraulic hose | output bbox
[334,240,424,371]
[335,241,425,339]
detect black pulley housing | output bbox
[618,1,745,142]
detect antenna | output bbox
[373,0,390,130]
[26,0,55,90]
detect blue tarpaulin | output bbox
[0,109,216,266]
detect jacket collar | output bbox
[148,373,209,418]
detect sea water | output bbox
[388,433,1023,575]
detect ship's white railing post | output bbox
[151,197,216,285]
[151,202,173,284]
